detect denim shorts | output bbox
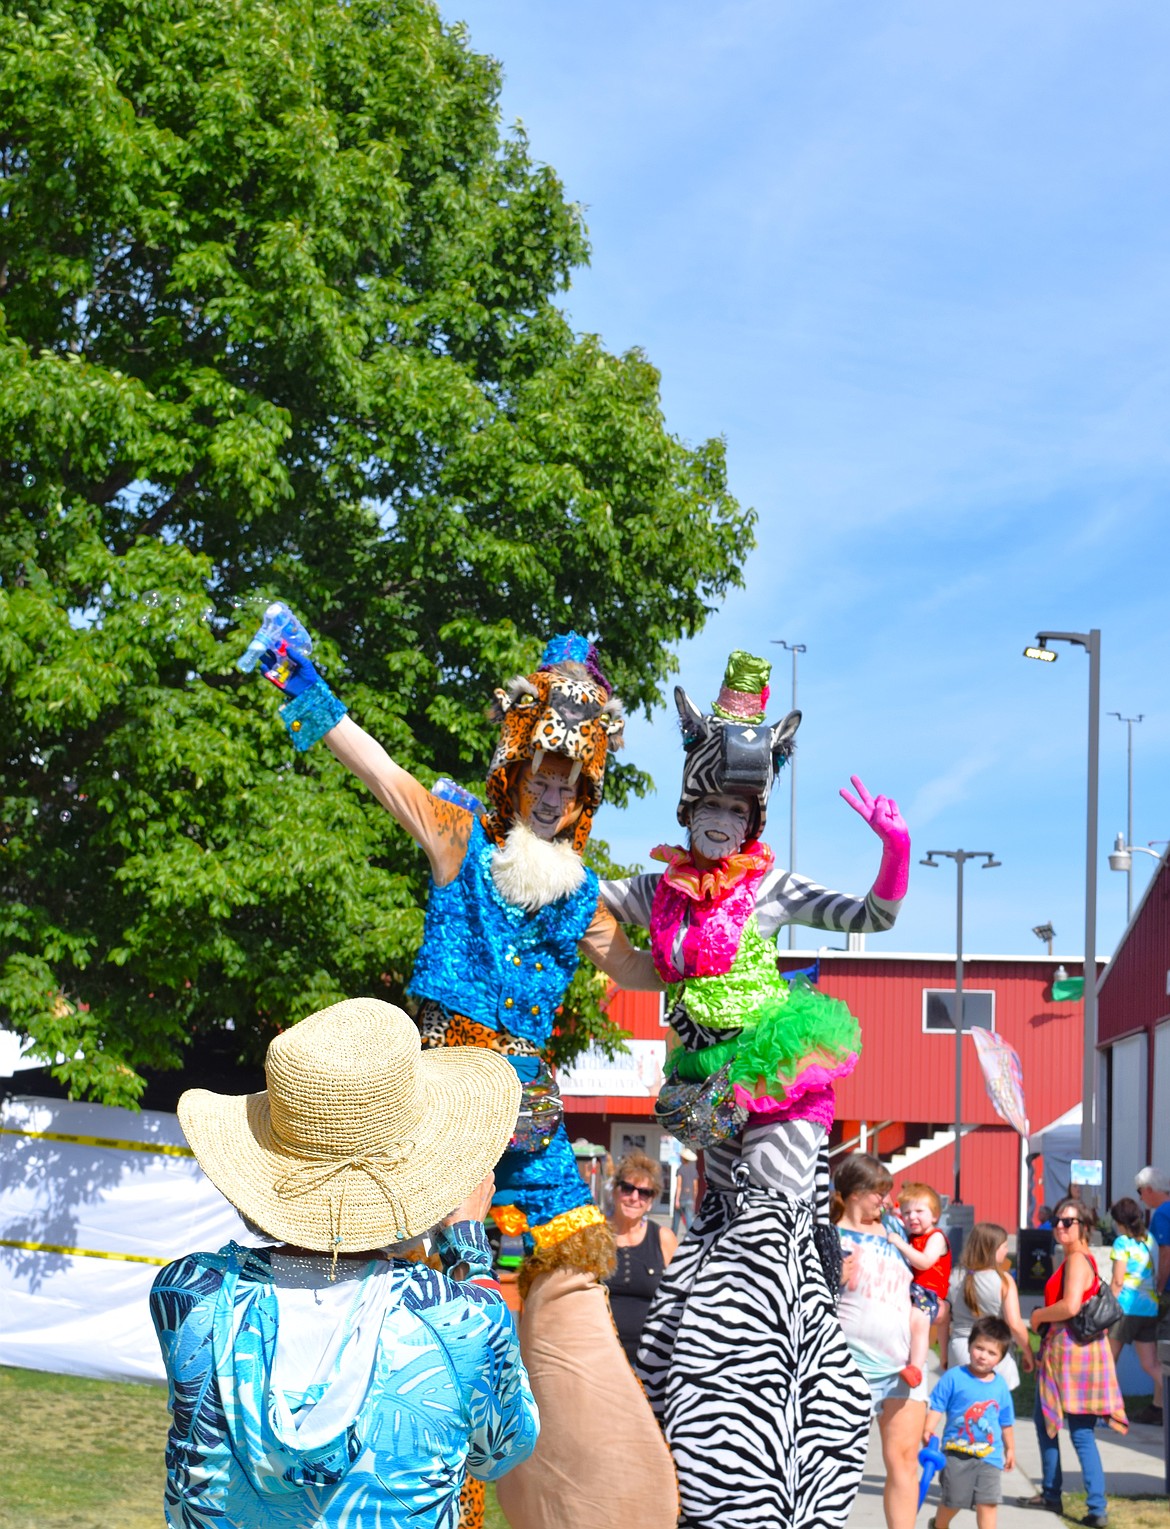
[867,1370,929,1414]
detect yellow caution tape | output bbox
[0,1125,194,1158]
[0,1237,170,1266]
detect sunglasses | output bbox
[1053,1216,1084,1230]
[616,1181,656,1201]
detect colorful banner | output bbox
[970,1028,1030,1136]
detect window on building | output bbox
[922,989,995,1033]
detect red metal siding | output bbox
[889,1126,1023,1232]
[1098,858,1170,1045]
[812,957,1081,1133]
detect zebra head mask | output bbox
[674,650,800,847]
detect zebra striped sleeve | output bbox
[755,868,903,939]
[599,873,659,930]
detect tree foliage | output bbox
[0,0,754,1103]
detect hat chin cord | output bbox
[272,1142,415,1275]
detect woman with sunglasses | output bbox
[605,1151,679,1363]
[1022,1197,1127,1526]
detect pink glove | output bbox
[839,775,910,901]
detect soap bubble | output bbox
[143,591,161,608]
[22,473,35,488]
[59,810,72,823]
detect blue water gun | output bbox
[917,1436,947,1510]
[237,602,317,694]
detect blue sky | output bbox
[446,1,1170,959]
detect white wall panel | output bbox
[1109,1034,1147,1202]
[1153,1020,1170,1168]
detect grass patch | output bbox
[0,1366,510,1528]
[1056,1497,1168,1529]
[0,1365,170,1529]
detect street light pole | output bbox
[772,640,806,950]
[920,849,1000,1205]
[1023,629,1101,1162]
[1107,712,1143,922]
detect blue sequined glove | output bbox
[238,602,319,695]
[261,637,322,698]
[236,601,346,750]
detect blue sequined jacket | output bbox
[408,819,599,1049]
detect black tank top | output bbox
[605,1220,665,1364]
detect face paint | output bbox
[688,795,752,862]
[514,754,586,842]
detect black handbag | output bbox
[1068,1277,1122,1343]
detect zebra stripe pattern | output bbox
[753,868,899,938]
[673,685,798,838]
[636,1158,870,1529]
[600,865,901,950]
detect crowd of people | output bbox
[146,618,1168,1529]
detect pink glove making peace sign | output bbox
[839,775,910,901]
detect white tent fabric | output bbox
[1027,1103,1082,1213]
[0,1093,250,1383]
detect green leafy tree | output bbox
[0,0,754,1104]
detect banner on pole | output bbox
[970,1028,1030,1136]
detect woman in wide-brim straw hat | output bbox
[150,997,538,1529]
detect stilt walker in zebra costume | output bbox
[602,650,911,1529]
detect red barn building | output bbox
[561,950,1089,1231]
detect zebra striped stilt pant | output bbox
[636,1182,870,1529]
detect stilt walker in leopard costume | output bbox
[602,650,912,1529]
[246,610,676,1529]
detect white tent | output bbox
[1027,1103,1082,1214]
[0,1093,248,1383]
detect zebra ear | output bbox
[675,685,708,747]
[770,709,801,761]
[601,697,626,748]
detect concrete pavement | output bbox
[846,1353,1167,1529]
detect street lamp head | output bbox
[1023,642,1057,662]
[983,858,1002,869]
[920,855,939,867]
[1108,831,1132,874]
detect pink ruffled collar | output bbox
[650,840,773,903]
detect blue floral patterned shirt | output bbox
[150,1222,538,1528]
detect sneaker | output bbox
[1017,1496,1062,1512]
[1081,1515,1108,1528]
[1133,1403,1162,1426]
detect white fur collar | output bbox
[491,820,586,911]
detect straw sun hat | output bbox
[179,998,521,1253]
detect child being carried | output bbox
[887,1181,951,1387]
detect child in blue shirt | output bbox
[923,1316,1016,1529]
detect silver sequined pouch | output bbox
[655,1061,746,1151]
